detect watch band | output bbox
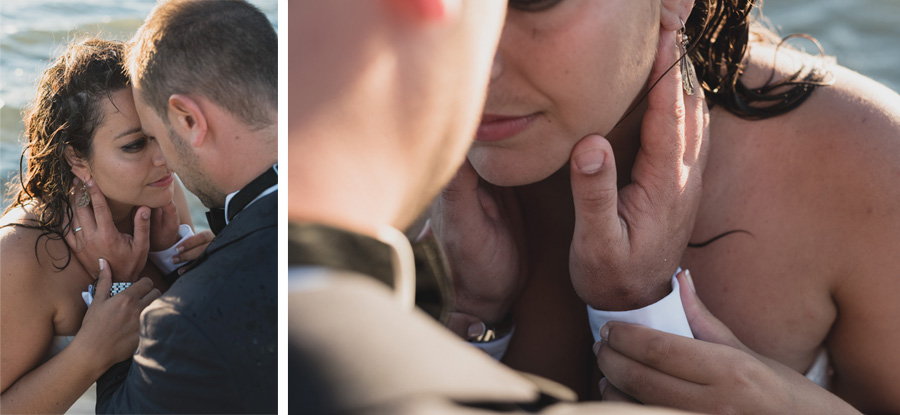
[83,281,134,307]
[109,282,132,296]
[89,281,134,298]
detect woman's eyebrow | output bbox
[115,126,143,139]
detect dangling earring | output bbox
[679,18,696,96]
[77,180,91,208]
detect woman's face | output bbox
[76,87,174,209]
[470,0,660,186]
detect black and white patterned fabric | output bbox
[109,282,132,296]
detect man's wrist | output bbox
[579,265,680,311]
[586,268,693,342]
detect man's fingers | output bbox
[63,204,82,250]
[437,159,482,223]
[86,179,114,234]
[160,199,178,219]
[570,135,623,254]
[682,65,708,167]
[132,206,151,254]
[635,28,687,190]
[151,200,178,229]
[94,258,113,302]
[151,206,164,229]
[71,177,98,232]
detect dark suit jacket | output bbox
[97,192,278,414]
[287,223,688,415]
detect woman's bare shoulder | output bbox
[743,43,900,153]
[711,45,900,260]
[0,207,70,289]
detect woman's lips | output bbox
[476,113,539,142]
[149,173,174,188]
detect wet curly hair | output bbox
[685,0,832,119]
[3,37,129,268]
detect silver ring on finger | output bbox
[74,227,82,233]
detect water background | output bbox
[759,0,900,93]
[0,0,278,229]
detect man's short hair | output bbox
[127,0,277,128]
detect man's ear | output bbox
[64,145,90,181]
[661,0,695,31]
[167,94,208,148]
[382,0,460,22]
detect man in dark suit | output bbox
[70,1,277,413]
[288,0,703,413]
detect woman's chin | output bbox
[141,191,175,209]
[470,160,560,187]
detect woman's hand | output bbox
[594,271,861,414]
[65,178,150,282]
[430,159,527,338]
[76,258,161,371]
[568,28,710,310]
[149,200,181,251]
[172,230,215,274]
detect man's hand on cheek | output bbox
[431,159,528,337]
[568,28,709,310]
[149,200,181,251]
[64,177,150,281]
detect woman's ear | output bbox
[64,145,91,182]
[661,0,695,31]
[167,94,208,149]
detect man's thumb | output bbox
[570,135,620,238]
[133,206,151,253]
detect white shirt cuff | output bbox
[587,268,693,342]
[470,326,515,361]
[148,224,194,275]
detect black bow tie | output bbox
[206,208,227,235]
[206,166,277,235]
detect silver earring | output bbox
[77,182,91,208]
[679,18,696,96]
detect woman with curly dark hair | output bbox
[0,38,210,413]
[431,0,900,412]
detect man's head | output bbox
[127,0,277,208]
[289,0,506,231]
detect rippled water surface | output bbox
[761,0,900,92]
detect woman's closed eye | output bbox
[121,136,149,153]
[508,0,562,12]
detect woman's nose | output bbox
[150,139,167,167]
